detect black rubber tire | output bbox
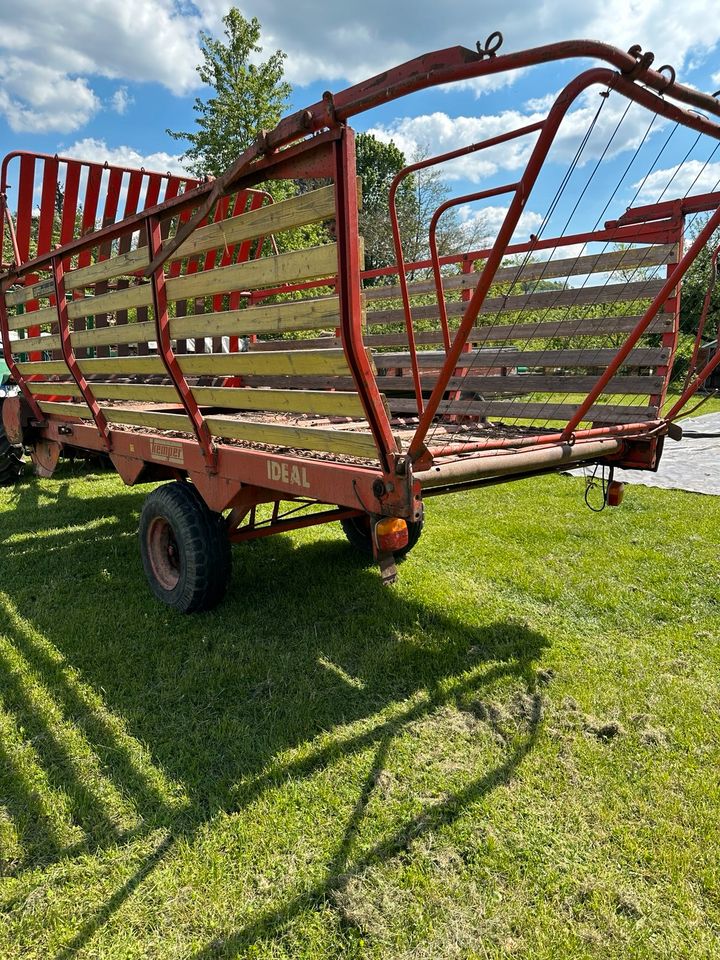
[340,513,424,560]
[0,403,24,486]
[138,481,231,613]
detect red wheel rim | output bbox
[147,516,181,591]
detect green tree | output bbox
[167,9,291,178]
[355,133,488,281]
[355,133,415,277]
[679,217,720,337]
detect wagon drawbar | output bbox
[2,36,720,610]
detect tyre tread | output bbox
[139,481,231,613]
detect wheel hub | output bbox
[147,516,181,591]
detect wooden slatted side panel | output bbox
[10,177,390,461]
[35,401,379,459]
[389,398,659,425]
[360,241,680,432]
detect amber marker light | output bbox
[375,517,409,552]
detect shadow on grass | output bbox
[0,467,550,956]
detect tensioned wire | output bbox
[431,91,720,449]
[424,85,613,449]
[426,84,646,448]
[440,99,678,445]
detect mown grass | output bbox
[0,459,718,959]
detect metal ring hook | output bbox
[623,48,655,81]
[657,64,676,91]
[476,31,503,59]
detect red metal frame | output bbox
[404,66,720,461]
[2,37,720,555]
[333,128,400,474]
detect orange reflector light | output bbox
[607,480,625,507]
[375,517,409,552]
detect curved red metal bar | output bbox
[405,65,720,462]
[386,122,544,412]
[427,183,519,351]
[146,39,720,278]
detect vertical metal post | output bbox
[145,216,217,470]
[333,129,399,474]
[52,255,112,448]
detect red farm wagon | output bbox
[1,35,719,611]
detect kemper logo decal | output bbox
[267,460,311,489]
[150,439,185,465]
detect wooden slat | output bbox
[17,347,355,380]
[177,185,338,259]
[9,283,153,330]
[365,279,667,327]
[11,320,159,353]
[27,379,366,418]
[17,357,164,376]
[192,386,365,417]
[376,347,669,369]
[73,321,156,349]
[36,402,380,458]
[28,381,174,402]
[362,244,677,301]
[374,374,664,396]
[35,400,97,418]
[364,314,673,348]
[389,397,659,424]
[179,348,352,377]
[26,381,82,397]
[11,332,61,353]
[5,184,342,307]
[16,360,69,376]
[203,416,380,458]
[248,335,338,351]
[166,243,339,301]
[170,296,342,339]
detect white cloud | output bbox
[62,138,188,177]
[366,89,666,183]
[0,59,100,133]
[110,87,134,116]
[460,203,544,242]
[367,110,543,182]
[194,0,720,93]
[2,0,719,139]
[0,0,204,134]
[635,160,720,202]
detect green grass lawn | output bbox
[0,460,718,958]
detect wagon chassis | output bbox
[2,35,720,607]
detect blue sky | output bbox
[1,0,719,245]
